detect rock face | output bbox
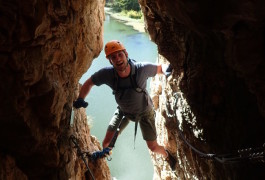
[0,0,110,179]
[140,0,265,179]
[67,93,111,180]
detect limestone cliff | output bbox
[140,0,265,179]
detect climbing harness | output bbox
[108,116,124,148]
[112,59,149,148]
[134,119,139,149]
[168,93,265,164]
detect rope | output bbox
[168,93,265,164]
[69,135,95,180]
[69,114,124,170]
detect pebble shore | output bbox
[104,7,146,33]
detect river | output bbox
[79,14,158,180]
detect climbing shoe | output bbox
[165,150,176,171]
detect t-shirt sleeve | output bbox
[138,62,157,77]
[91,67,113,86]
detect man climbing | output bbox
[73,40,176,170]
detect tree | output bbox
[112,0,140,12]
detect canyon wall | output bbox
[0,0,110,179]
[140,0,265,179]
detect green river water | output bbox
[79,14,158,180]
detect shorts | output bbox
[107,108,157,141]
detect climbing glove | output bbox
[162,64,173,77]
[73,98,88,109]
[90,147,112,161]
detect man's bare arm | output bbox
[78,77,94,99]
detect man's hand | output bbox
[73,98,88,109]
[162,64,173,77]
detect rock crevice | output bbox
[1,0,265,179]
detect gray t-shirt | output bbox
[91,61,157,114]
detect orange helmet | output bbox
[104,40,126,58]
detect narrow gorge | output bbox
[0,0,265,179]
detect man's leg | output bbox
[140,110,167,156]
[146,140,176,170]
[102,130,115,148]
[140,110,176,170]
[146,140,167,157]
[102,108,129,148]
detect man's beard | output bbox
[115,60,129,72]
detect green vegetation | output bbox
[121,10,143,19]
[106,0,142,19]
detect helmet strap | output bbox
[109,59,113,65]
